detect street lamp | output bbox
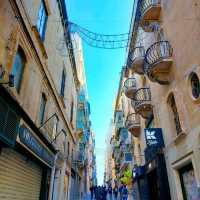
[0,65,14,87]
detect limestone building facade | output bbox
[111,0,200,199]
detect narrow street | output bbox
[1,0,200,200]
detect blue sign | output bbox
[124,152,132,162]
[19,125,55,167]
[144,128,164,148]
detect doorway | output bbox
[147,168,160,200]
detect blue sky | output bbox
[67,0,134,185]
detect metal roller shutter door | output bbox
[0,148,42,200]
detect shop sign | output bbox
[19,125,55,167]
[144,128,164,148]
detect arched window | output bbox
[60,68,66,97]
[70,101,74,123]
[190,72,200,99]
[168,93,182,135]
[39,93,47,125]
[11,47,26,92]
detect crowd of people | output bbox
[90,184,128,200]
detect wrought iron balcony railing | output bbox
[145,41,173,84]
[140,0,161,32]
[124,78,137,99]
[128,47,145,74]
[132,88,153,119]
[145,41,173,65]
[125,113,141,137]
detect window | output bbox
[146,114,154,128]
[39,93,47,125]
[179,163,200,200]
[71,149,74,162]
[60,69,66,97]
[70,101,74,123]
[67,142,70,157]
[37,0,48,41]
[168,94,182,135]
[190,73,200,99]
[11,47,26,92]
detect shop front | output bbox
[0,86,56,200]
[178,163,200,200]
[133,165,149,200]
[144,128,171,200]
[132,128,171,200]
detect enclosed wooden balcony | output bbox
[128,47,145,74]
[114,110,124,130]
[120,142,132,154]
[125,113,141,137]
[132,88,152,119]
[124,78,137,99]
[140,0,161,32]
[145,41,173,84]
[119,128,129,143]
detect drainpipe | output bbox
[58,132,68,200]
[50,129,67,200]
[58,159,66,200]
[48,153,58,200]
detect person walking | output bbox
[113,186,118,200]
[108,185,112,200]
[97,186,101,200]
[119,185,123,200]
[122,185,128,200]
[102,185,107,200]
[94,185,97,200]
[90,185,94,200]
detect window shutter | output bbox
[0,97,19,146]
